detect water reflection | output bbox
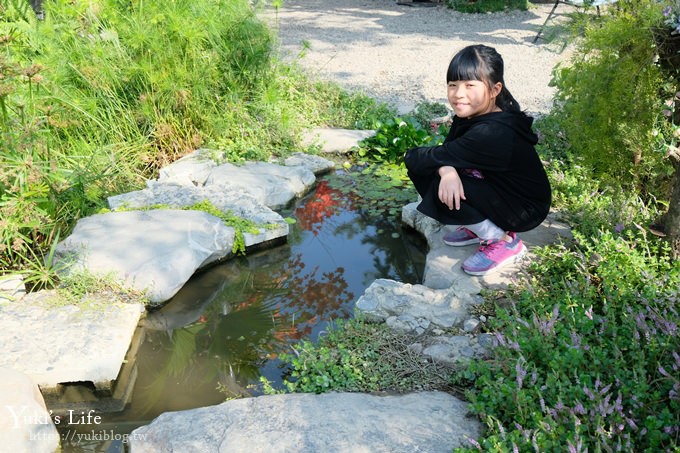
[55,171,426,451]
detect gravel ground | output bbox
[263,0,575,115]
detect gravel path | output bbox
[265,0,574,115]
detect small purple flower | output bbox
[532,432,540,452]
[466,436,482,450]
[574,401,586,415]
[670,382,679,400]
[614,223,624,233]
[664,5,672,16]
[584,385,595,401]
[515,359,527,389]
[497,419,506,439]
[599,382,612,395]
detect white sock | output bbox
[465,219,506,241]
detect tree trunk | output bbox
[29,0,45,20]
[666,160,680,259]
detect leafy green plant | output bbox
[356,116,447,164]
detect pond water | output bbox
[53,169,426,452]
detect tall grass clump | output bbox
[1,0,393,280]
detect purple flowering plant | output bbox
[663,1,680,34]
[453,227,680,452]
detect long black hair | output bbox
[446,44,523,113]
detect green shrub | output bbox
[264,318,453,394]
[446,0,529,13]
[549,0,675,197]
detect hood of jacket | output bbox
[452,111,538,146]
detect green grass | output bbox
[0,0,394,280]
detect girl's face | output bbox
[447,79,502,119]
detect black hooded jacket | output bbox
[404,111,551,232]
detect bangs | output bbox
[446,48,491,83]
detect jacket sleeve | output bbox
[404,121,514,175]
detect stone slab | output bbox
[402,202,573,290]
[107,183,290,248]
[130,391,481,453]
[355,278,472,333]
[301,128,376,153]
[0,291,144,388]
[0,368,60,453]
[54,209,234,304]
[283,152,337,174]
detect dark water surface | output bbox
[54,171,426,452]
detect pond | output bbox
[53,169,427,452]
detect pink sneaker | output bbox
[443,227,480,246]
[462,232,527,276]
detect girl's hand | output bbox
[438,166,465,210]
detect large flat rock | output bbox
[54,209,234,304]
[130,391,481,453]
[301,128,376,153]
[107,183,289,248]
[0,290,143,388]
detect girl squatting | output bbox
[405,44,552,276]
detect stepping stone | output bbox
[301,128,376,153]
[0,289,143,389]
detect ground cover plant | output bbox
[261,318,455,395]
